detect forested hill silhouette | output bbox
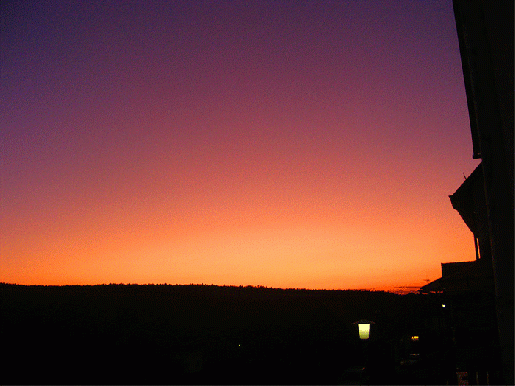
[1,283,446,384]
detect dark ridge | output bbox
[1,283,455,384]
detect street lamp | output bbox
[353,319,375,340]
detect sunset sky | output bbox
[1,0,480,291]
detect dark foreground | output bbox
[0,283,500,384]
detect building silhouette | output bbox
[422,1,513,384]
[422,162,501,383]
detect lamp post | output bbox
[352,320,376,383]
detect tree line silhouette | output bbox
[1,283,447,384]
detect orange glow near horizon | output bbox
[2,190,477,291]
[1,1,480,291]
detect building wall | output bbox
[452,1,514,383]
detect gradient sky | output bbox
[1,0,480,291]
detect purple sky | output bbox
[1,0,479,290]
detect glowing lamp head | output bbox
[358,323,371,340]
[353,319,375,340]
